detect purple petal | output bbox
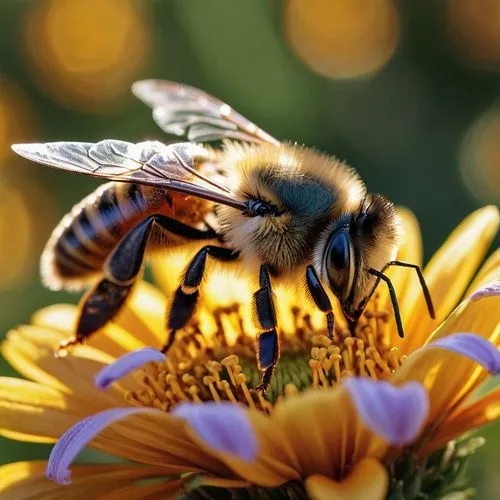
[95,348,165,390]
[427,333,500,375]
[345,378,429,446]
[469,281,500,301]
[46,407,154,484]
[172,402,258,462]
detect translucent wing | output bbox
[11,140,246,210]
[132,80,280,146]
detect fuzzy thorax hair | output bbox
[217,142,368,275]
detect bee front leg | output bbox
[163,245,239,353]
[305,265,335,339]
[254,265,280,397]
[61,215,218,355]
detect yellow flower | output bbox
[0,206,498,500]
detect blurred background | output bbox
[0,0,498,496]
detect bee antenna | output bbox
[385,261,435,319]
[368,268,405,339]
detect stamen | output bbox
[310,359,320,388]
[365,360,378,380]
[219,380,237,403]
[166,374,190,402]
[388,347,401,369]
[237,375,256,410]
[331,354,342,382]
[203,376,221,402]
[187,385,202,403]
[119,285,402,413]
[221,355,239,387]
[317,363,329,388]
[342,350,352,371]
[344,337,355,367]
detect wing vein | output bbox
[132,80,280,146]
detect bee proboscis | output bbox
[12,80,435,394]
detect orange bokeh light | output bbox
[284,0,400,80]
[460,107,500,203]
[23,0,153,111]
[0,175,57,290]
[0,80,36,167]
[0,185,33,289]
[446,0,500,67]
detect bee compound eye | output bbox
[325,230,351,297]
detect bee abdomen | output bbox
[42,182,165,291]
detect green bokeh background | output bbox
[0,1,498,498]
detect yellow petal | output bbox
[1,325,122,404]
[402,206,499,353]
[192,476,250,489]
[31,281,167,354]
[424,388,500,454]
[379,207,423,321]
[466,248,500,296]
[0,392,228,476]
[99,480,185,500]
[427,295,500,345]
[0,378,88,443]
[32,304,144,357]
[152,249,189,296]
[423,294,500,400]
[183,409,300,487]
[95,410,236,477]
[305,459,389,500]
[0,461,171,500]
[390,344,494,429]
[113,281,168,348]
[32,304,77,334]
[391,294,500,446]
[272,388,387,479]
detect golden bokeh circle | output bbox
[0,184,33,289]
[23,0,153,112]
[285,0,400,80]
[0,80,36,167]
[0,175,57,290]
[446,0,500,67]
[460,107,500,203]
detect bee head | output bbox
[314,194,401,324]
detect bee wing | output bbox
[11,140,246,210]
[132,79,280,146]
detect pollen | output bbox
[124,294,405,412]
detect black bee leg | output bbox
[254,265,280,396]
[62,216,219,355]
[306,265,335,339]
[163,245,239,353]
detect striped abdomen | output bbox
[42,182,208,291]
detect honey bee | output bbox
[12,80,435,393]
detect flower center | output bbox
[309,303,408,388]
[124,295,406,411]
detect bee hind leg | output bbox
[163,245,239,353]
[254,265,280,397]
[63,215,218,355]
[305,265,335,339]
[61,278,134,356]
